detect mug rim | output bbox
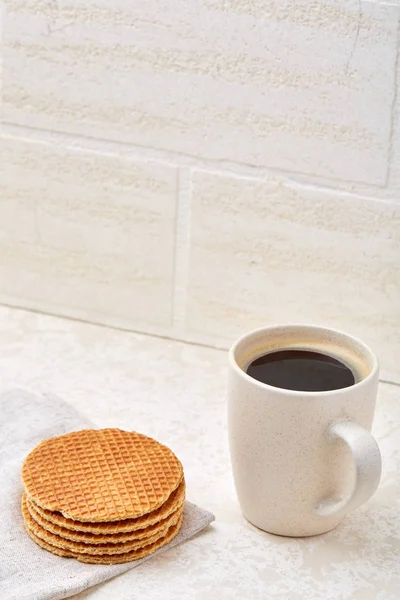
[229,324,379,397]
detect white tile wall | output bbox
[0,137,177,328]
[3,0,398,184]
[387,39,400,200]
[186,171,400,381]
[1,1,399,382]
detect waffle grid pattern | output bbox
[22,429,183,522]
[26,494,183,545]
[29,479,185,533]
[24,515,184,564]
[22,495,183,555]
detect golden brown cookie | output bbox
[26,496,184,544]
[29,479,185,534]
[22,495,183,555]
[22,428,183,522]
[24,514,183,564]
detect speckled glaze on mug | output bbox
[228,325,382,537]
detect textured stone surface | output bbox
[186,170,400,382]
[0,306,398,599]
[0,136,177,328]
[1,0,399,384]
[3,0,398,183]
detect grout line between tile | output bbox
[379,378,400,388]
[0,301,228,354]
[385,15,400,187]
[1,302,399,388]
[171,167,192,334]
[1,122,395,201]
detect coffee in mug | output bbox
[246,349,359,391]
[228,325,381,537]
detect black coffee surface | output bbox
[246,349,355,392]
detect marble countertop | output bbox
[0,306,399,600]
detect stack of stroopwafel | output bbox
[21,428,185,564]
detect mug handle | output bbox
[316,420,382,518]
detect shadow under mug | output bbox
[227,324,382,537]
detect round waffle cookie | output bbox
[22,428,183,522]
[22,495,183,556]
[29,478,185,534]
[24,514,184,565]
[25,493,184,545]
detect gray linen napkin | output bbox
[0,390,215,600]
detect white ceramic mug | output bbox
[228,324,382,537]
